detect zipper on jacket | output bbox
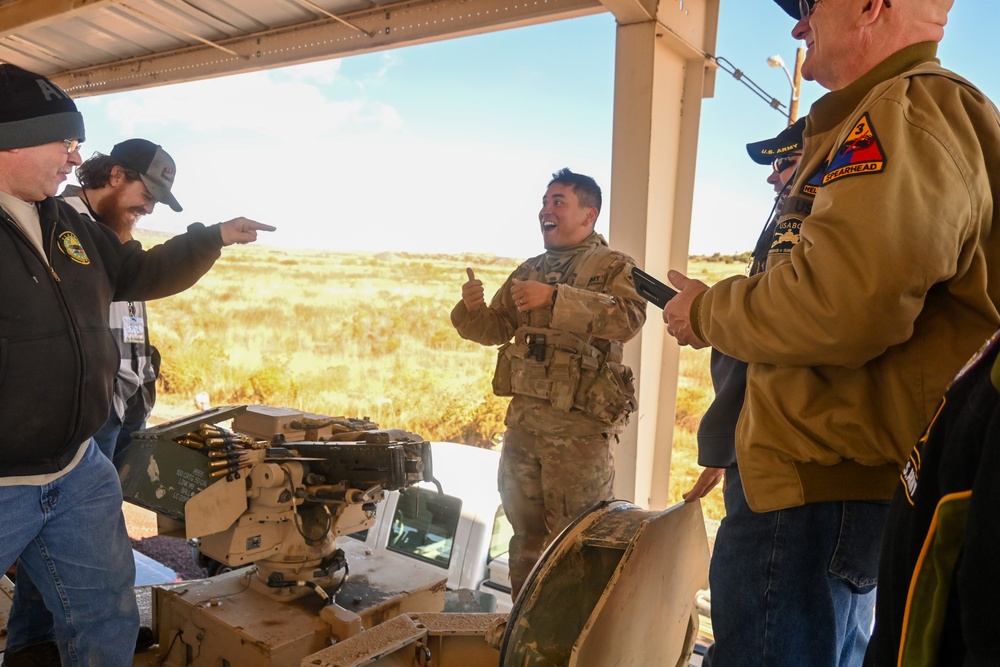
[1,210,59,281]
[2,204,84,454]
[46,222,60,281]
[41,204,85,445]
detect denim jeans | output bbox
[0,440,139,666]
[91,408,125,462]
[92,391,146,469]
[704,465,888,667]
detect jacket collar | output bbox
[808,42,939,134]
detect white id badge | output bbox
[122,316,145,343]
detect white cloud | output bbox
[278,58,344,85]
[88,66,400,142]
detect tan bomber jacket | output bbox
[692,43,1000,512]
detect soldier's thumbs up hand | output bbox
[462,267,485,313]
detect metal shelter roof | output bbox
[0,0,604,97]
[0,0,723,511]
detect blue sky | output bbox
[73,2,992,257]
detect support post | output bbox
[605,0,719,509]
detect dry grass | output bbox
[139,231,746,523]
[665,261,748,521]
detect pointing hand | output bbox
[218,218,276,246]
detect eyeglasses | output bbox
[800,0,891,19]
[772,155,801,173]
[62,139,82,154]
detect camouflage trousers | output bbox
[499,426,616,599]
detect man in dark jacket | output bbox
[7,138,209,664]
[0,63,274,667]
[863,329,1000,665]
[682,118,804,504]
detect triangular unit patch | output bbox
[822,113,886,185]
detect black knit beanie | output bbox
[0,64,85,151]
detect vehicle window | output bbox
[488,504,514,561]
[348,528,369,541]
[387,487,461,568]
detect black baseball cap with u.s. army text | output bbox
[110,138,183,212]
[746,116,806,166]
[773,0,808,20]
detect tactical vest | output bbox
[492,244,637,426]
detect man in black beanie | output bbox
[0,64,275,667]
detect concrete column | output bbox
[605,0,718,509]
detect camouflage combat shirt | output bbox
[451,232,646,437]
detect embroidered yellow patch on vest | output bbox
[58,231,90,265]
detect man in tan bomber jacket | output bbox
[663,1,1000,666]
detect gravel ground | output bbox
[124,504,208,581]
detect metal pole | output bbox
[789,46,805,124]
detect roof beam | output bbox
[598,0,655,25]
[0,0,114,34]
[597,0,717,97]
[288,0,375,38]
[51,0,604,96]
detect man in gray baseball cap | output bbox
[61,139,182,242]
[110,137,183,213]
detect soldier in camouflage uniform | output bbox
[451,168,646,598]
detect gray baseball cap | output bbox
[110,138,182,212]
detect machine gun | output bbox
[117,405,710,667]
[118,405,442,662]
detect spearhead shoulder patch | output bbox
[822,113,887,185]
[58,231,90,265]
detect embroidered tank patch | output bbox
[58,231,90,265]
[769,216,802,255]
[822,113,886,185]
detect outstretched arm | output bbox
[218,217,276,246]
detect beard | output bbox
[95,197,144,242]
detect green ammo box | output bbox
[118,405,248,521]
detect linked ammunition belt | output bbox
[174,423,267,480]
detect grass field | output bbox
[138,230,749,523]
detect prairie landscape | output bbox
[139,230,748,523]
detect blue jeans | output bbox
[92,408,124,462]
[704,466,888,667]
[92,392,146,468]
[1,440,139,666]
